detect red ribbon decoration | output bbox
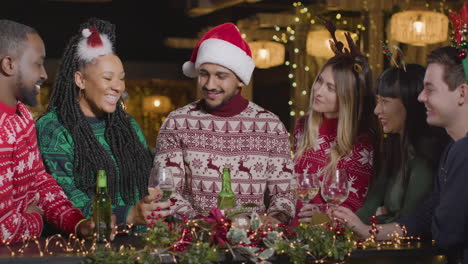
[203,207,232,247]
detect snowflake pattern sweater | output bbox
[293,116,374,218]
[0,101,84,244]
[153,94,295,219]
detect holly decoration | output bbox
[382,42,393,60]
[381,41,407,71]
[274,221,356,263]
[450,2,468,80]
[6,204,421,264]
[155,208,356,263]
[369,215,379,236]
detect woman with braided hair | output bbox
[36,18,171,228]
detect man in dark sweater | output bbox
[415,46,468,263]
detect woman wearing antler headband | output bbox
[292,52,381,224]
[331,64,448,239]
[35,18,171,231]
[291,16,381,224]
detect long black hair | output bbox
[41,18,153,204]
[375,64,447,188]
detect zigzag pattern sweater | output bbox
[154,94,295,219]
[0,102,83,244]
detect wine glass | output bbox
[320,169,349,209]
[292,173,320,203]
[148,167,174,202]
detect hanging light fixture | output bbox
[306,29,359,58]
[249,41,285,69]
[390,10,449,46]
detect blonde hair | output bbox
[295,55,376,175]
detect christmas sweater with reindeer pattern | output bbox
[293,116,374,217]
[0,101,84,244]
[153,98,295,219]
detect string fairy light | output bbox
[273,1,370,119]
[1,212,425,263]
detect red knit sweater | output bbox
[154,93,295,219]
[292,116,374,220]
[0,101,84,244]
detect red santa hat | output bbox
[182,23,255,85]
[76,26,113,62]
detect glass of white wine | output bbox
[148,167,174,202]
[320,169,349,209]
[292,173,320,203]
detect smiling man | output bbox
[0,20,92,244]
[153,23,295,223]
[416,46,468,263]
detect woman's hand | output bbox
[75,215,117,240]
[126,187,174,225]
[330,206,369,239]
[297,204,321,222]
[375,206,388,216]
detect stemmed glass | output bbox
[292,173,320,203]
[148,167,175,202]
[320,169,349,209]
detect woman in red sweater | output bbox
[292,54,380,224]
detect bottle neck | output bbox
[221,173,232,192]
[97,186,108,194]
[96,171,107,194]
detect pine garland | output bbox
[83,207,357,264]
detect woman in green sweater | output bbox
[36,18,171,230]
[331,64,448,238]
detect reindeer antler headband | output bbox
[316,14,363,59]
[381,41,407,72]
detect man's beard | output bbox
[203,88,236,110]
[17,71,39,107]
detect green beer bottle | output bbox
[217,168,236,210]
[93,170,112,242]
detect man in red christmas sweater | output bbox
[0,20,92,244]
[153,23,295,223]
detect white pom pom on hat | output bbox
[76,26,113,62]
[82,28,92,38]
[182,23,255,85]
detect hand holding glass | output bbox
[148,167,175,202]
[321,169,349,208]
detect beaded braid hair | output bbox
[42,18,153,204]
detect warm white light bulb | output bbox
[258,48,269,59]
[413,21,425,34]
[153,100,161,107]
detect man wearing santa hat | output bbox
[153,23,295,223]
